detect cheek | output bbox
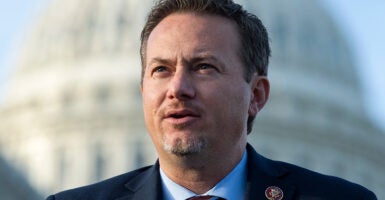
[223,86,250,120]
[206,85,249,119]
[142,89,158,121]
[142,83,163,106]
[142,83,168,124]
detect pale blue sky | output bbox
[320,0,385,131]
[0,0,47,98]
[0,0,384,131]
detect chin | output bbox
[163,137,206,156]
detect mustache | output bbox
[159,101,202,117]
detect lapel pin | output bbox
[265,186,283,200]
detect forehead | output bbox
[154,12,238,33]
[146,12,241,59]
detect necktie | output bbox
[187,195,226,200]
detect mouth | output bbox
[164,109,200,124]
[166,110,199,118]
[169,114,187,119]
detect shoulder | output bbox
[280,161,371,189]
[246,144,377,199]
[271,159,377,199]
[46,165,154,200]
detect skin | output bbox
[141,12,269,194]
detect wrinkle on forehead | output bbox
[145,12,242,69]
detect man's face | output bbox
[141,13,259,157]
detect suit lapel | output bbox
[114,145,296,200]
[116,162,163,200]
[246,144,296,200]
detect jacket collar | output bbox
[117,162,163,200]
[246,144,296,200]
[117,144,296,200]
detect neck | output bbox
[159,145,246,194]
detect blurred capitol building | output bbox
[0,0,384,199]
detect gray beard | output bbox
[163,137,206,156]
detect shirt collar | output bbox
[160,151,248,200]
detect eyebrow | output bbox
[147,57,175,67]
[189,54,226,69]
[190,54,219,63]
[148,54,224,67]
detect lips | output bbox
[163,109,200,124]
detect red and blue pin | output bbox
[265,186,283,200]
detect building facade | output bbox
[0,0,384,198]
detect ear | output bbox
[248,75,270,117]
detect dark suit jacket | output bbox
[47,144,377,200]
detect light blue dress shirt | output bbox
[160,151,248,200]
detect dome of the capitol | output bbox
[0,0,384,198]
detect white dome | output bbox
[0,0,384,198]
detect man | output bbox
[47,0,377,199]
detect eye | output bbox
[151,66,171,78]
[154,66,167,73]
[195,63,217,71]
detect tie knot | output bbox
[187,195,225,200]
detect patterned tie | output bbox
[187,195,226,200]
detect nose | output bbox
[166,69,196,100]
